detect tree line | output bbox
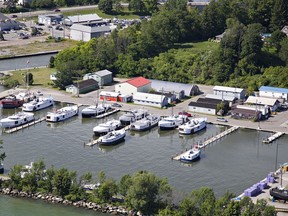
[0,160,276,215]
[51,0,288,91]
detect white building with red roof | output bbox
[115,76,151,96]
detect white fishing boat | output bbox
[98,129,126,146]
[22,97,54,112]
[0,112,35,128]
[81,104,112,118]
[93,119,122,136]
[119,109,148,125]
[130,114,160,132]
[178,117,207,135]
[46,105,79,122]
[158,115,188,130]
[180,145,201,162]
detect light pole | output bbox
[26,59,29,89]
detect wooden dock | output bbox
[262,132,284,144]
[173,126,239,161]
[95,109,120,119]
[4,117,46,134]
[85,125,131,147]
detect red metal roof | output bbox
[125,77,151,88]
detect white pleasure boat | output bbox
[178,117,207,135]
[158,115,188,130]
[93,119,122,136]
[81,104,111,118]
[98,129,126,146]
[130,114,160,132]
[22,97,54,112]
[119,109,148,125]
[46,105,79,122]
[0,112,35,128]
[180,145,201,162]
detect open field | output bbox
[7,67,56,88]
[0,39,78,58]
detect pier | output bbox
[94,109,120,119]
[172,126,239,161]
[262,132,284,144]
[4,117,46,134]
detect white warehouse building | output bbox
[213,86,246,100]
[133,92,168,108]
[259,86,288,101]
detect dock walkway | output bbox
[262,132,284,144]
[95,109,120,119]
[173,126,239,161]
[4,117,46,134]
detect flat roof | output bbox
[213,85,244,93]
[150,79,195,95]
[205,94,236,102]
[95,69,112,77]
[259,86,288,94]
[67,14,102,23]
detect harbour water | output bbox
[0,89,288,214]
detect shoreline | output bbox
[0,50,59,60]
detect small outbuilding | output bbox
[115,77,151,96]
[213,86,246,100]
[65,79,99,95]
[245,96,280,112]
[38,14,63,25]
[188,98,229,115]
[99,91,131,102]
[259,86,288,101]
[83,69,113,86]
[132,92,168,108]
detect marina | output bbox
[94,108,120,119]
[3,117,46,134]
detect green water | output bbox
[0,195,107,216]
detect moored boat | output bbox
[130,114,160,132]
[0,95,24,108]
[22,97,54,112]
[180,145,201,162]
[81,104,112,118]
[93,119,122,136]
[158,115,188,130]
[0,112,35,128]
[119,109,148,125]
[178,117,207,135]
[270,187,288,201]
[46,105,78,122]
[98,129,126,146]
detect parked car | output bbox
[11,15,18,18]
[54,8,61,12]
[111,103,122,107]
[178,111,192,117]
[217,117,228,122]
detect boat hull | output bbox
[270,188,288,201]
[46,106,78,122]
[0,113,35,128]
[99,134,126,146]
[1,100,24,108]
[22,98,54,112]
[179,124,206,135]
[180,154,201,162]
[82,111,104,118]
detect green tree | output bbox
[270,30,286,52]
[128,0,145,13]
[119,174,132,196]
[97,179,118,203]
[143,0,158,14]
[52,168,74,197]
[0,140,6,167]
[126,171,172,215]
[48,56,55,68]
[270,0,288,31]
[98,0,113,13]
[279,38,288,65]
[98,170,106,184]
[8,164,24,190]
[114,0,123,13]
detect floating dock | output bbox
[262,132,284,144]
[95,109,120,119]
[4,117,46,134]
[173,126,239,161]
[85,125,131,147]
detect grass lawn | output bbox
[174,41,219,54]
[10,67,56,87]
[63,8,141,19]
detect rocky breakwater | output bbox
[0,188,142,216]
